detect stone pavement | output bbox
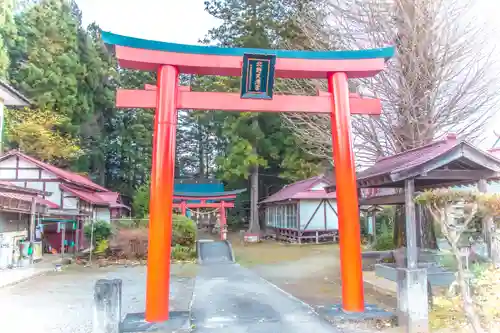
[190,262,343,333]
[363,271,397,295]
[0,258,57,288]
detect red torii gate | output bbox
[173,189,246,240]
[102,31,394,323]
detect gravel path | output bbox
[251,251,397,310]
[0,265,193,333]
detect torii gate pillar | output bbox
[328,72,364,308]
[102,30,394,323]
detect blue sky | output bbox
[75,0,500,149]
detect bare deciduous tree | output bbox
[281,0,499,166]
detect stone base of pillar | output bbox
[120,311,191,333]
[318,303,395,331]
[396,267,429,333]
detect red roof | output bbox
[0,151,108,192]
[0,151,129,209]
[0,191,58,208]
[260,175,335,204]
[60,184,129,209]
[37,197,60,209]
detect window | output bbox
[267,204,298,229]
[287,204,297,229]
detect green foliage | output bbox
[199,0,326,232]
[5,107,83,165]
[132,182,150,218]
[372,209,396,251]
[113,218,148,229]
[9,0,81,120]
[172,215,196,248]
[0,0,16,78]
[94,239,109,255]
[0,0,329,226]
[84,220,112,245]
[373,230,396,251]
[171,244,196,261]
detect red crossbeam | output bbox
[173,195,237,200]
[172,203,234,209]
[117,88,381,115]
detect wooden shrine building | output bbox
[260,175,338,243]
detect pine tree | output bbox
[0,0,16,77]
[203,0,323,233]
[8,0,83,123]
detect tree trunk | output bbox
[394,205,406,248]
[248,160,260,234]
[197,119,205,177]
[419,205,438,250]
[394,204,438,250]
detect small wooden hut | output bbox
[260,175,338,243]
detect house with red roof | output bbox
[0,181,54,268]
[0,150,130,253]
[259,175,339,244]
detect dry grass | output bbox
[222,232,339,266]
[233,241,338,266]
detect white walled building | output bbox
[0,150,129,252]
[260,175,339,244]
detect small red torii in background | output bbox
[102,31,394,323]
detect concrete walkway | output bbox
[191,262,341,333]
[0,259,56,288]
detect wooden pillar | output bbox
[29,197,36,242]
[146,65,179,323]
[370,209,377,245]
[61,223,66,258]
[220,201,227,240]
[181,201,187,216]
[405,179,418,269]
[327,72,364,312]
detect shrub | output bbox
[372,219,396,251]
[94,239,109,255]
[172,215,196,248]
[171,244,196,261]
[108,215,196,260]
[109,228,149,259]
[372,231,396,251]
[132,182,150,218]
[113,218,148,230]
[84,220,112,245]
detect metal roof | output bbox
[326,135,500,192]
[260,175,334,204]
[0,80,31,106]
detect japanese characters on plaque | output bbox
[240,53,276,100]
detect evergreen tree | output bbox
[203,0,323,232]
[8,0,83,125]
[0,0,16,77]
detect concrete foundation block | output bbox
[396,268,429,333]
[120,311,191,333]
[319,303,395,331]
[93,279,123,333]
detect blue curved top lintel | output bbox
[101,31,394,61]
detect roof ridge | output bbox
[6,151,109,192]
[376,139,449,162]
